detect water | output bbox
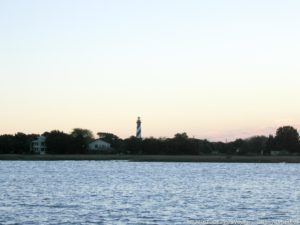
[0,161,300,225]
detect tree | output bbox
[71,128,94,141]
[174,132,189,140]
[141,137,162,154]
[123,136,142,154]
[197,139,213,154]
[0,133,38,154]
[265,135,275,155]
[70,128,95,153]
[0,135,14,154]
[212,142,228,155]
[97,132,123,152]
[13,132,31,154]
[240,136,268,155]
[44,130,74,154]
[166,133,198,155]
[274,126,300,153]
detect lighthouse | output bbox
[136,117,142,138]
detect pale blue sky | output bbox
[1,0,300,140]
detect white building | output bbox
[31,136,47,154]
[88,139,111,152]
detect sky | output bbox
[0,0,300,141]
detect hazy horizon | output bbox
[1,0,300,141]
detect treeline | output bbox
[0,126,299,155]
[123,126,300,155]
[0,133,38,154]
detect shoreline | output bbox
[1,154,300,163]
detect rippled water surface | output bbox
[0,161,300,224]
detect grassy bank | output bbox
[1,154,300,163]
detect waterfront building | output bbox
[88,139,111,152]
[31,136,47,154]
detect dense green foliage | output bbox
[97,132,123,151]
[44,130,88,154]
[0,133,38,154]
[274,126,299,153]
[0,126,299,155]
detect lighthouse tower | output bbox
[136,117,142,138]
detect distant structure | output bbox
[136,117,142,138]
[30,136,47,154]
[88,139,111,152]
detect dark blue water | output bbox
[0,161,299,224]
